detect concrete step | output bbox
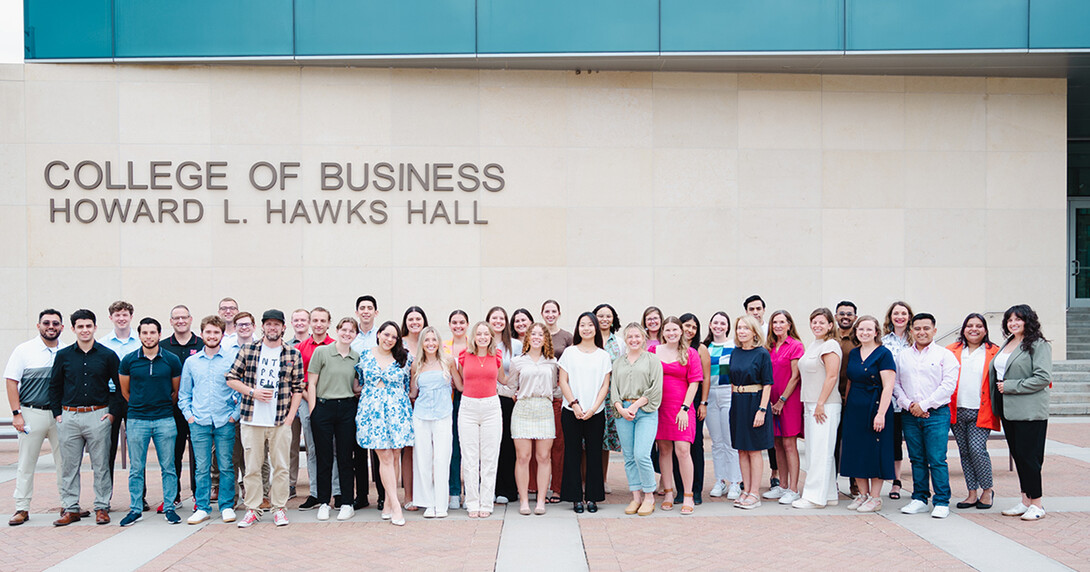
[1067,334,1090,343]
[1050,391,1090,403]
[1051,403,1090,415]
[1054,360,1090,372]
[1051,380,1090,392]
[1067,353,1090,361]
[1053,371,1090,381]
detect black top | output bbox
[160,334,204,365]
[120,349,183,420]
[49,342,121,417]
[727,347,774,387]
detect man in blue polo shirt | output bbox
[118,317,183,526]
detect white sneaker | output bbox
[423,507,436,519]
[273,508,289,526]
[727,483,743,500]
[495,496,509,505]
[435,510,448,518]
[778,490,801,505]
[1002,502,1029,516]
[901,499,930,514]
[709,480,728,498]
[337,505,355,521]
[221,508,236,523]
[187,510,210,525]
[791,498,825,509]
[931,505,949,519]
[762,486,786,499]
[1020,505,1046,521]
[847,495,867,511]
[317,503,331,521]
[449,496,461,510]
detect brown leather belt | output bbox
[62,405,107,412]
[732,384,764,394]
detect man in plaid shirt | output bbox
[226,309,304,528]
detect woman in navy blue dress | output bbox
[840,316,896,513]
[728,315,774,510]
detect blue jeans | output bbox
[127,417,178,513]
[615,403,657,493]
[900,406,951,506]
[191,422,236,512]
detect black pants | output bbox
[560,408,605,503]
[892,412,904,462]
[673,411,705,501]
[495,396,519,501]
[352,449,385,504]
[171,404,195,502]
[108,394,127,479]
[312,397,357,504]
[1003,418,1047,499]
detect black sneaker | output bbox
[353,498,370,510]
[289,486,297,499]
[164,510,181,525]
[298,496,320,510]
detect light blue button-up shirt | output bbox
[99,330,140,390]
[179,346,241,428]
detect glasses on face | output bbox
[41,320,62,327]
[170,316,191,321]
[219,306,238,312]
[237,322,254,329]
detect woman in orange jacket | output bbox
[946,313,1000,510]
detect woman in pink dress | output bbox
[763,310,805,505]
[651,317,703,514]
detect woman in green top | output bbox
[611,323,663,517]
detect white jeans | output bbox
[458,396,502,512]
[14,407,62,511]
[801,402,841,505]
[412,415,453,510]
[705,385,741,484]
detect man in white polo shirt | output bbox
[5,309,64,526]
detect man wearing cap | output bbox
[225,309,304,528]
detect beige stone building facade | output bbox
[0,64,1067,410]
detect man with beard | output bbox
[5,309,64,526]
[227,310,304,528]
[834,300,860,497]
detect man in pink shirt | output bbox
[893,313,959,519]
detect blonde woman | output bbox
[612,323,663,516]
[410,327,455,519]
[791,308,844,510]
[452,322,503,518]
[728,315,774,509]
[504,323,559,515]
[651,317,703,514]
[841,316,896,513]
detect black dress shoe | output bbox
[353,498,370,510]
[586,502,598,513]
[377,498,385,511]
[573,502,584,513]
[956,501,977,509]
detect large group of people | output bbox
[4,294,1054,529]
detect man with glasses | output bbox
[218,298,240,349]
[160,305,203,512]
[5,310,64,526]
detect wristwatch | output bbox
[700,401,708,406]
[681,404,690,411]
[10,409,19,416]
[757,406,767,412]
[778,396,787,403]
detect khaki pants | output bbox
[14,407,63,511]
[240,423,291,513]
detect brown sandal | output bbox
[681,493,695,515]
[660,489,675,511]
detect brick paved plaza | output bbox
[3,419,1089,571]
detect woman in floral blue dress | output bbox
[356,320,414,526]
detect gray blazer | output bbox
[988,338,1052,421]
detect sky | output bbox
[2,0,22,63]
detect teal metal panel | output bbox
[847,0,1028,50]
[662,0,843,52]
[114,0,293,57]
[1030,0,1090,49]
[477,0,658,53]
[24,0,112,59]
[295,0,475,55]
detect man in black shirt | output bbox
[160,304,203,510]
[49,309,121,526]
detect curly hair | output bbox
[1002,304,1047,354]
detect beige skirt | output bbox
[511,396,556,440]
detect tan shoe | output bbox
[95,509,110,525]
[637,499,655,516]
[9,511,29,526]
[624,500,641,515]
[53,511,82,526]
